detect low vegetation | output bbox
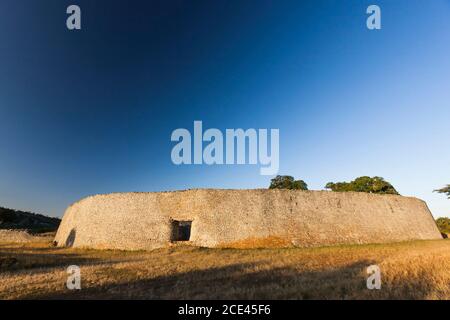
[434,186,449,236]
[1,239,449,299]
[436,217,450,236]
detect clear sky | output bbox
[0,0,449,218]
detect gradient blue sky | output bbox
[0,0,449,218]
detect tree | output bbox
[434,185,450,199]
[325,176,399,195]
[269,175,308,190]
[435,217,450,236]
[433,186,450,237]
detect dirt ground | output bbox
[1,239,449,299]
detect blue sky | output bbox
[0,0,449,218]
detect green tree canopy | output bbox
[269,175,308,190]
[325,176,399,195]
[436,217,450,235]
[434,185,450,199]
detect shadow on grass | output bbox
[0,245,138,275]
[21,259,432,300]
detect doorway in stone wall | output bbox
[171,220,192,241]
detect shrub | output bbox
[436,217,450,236]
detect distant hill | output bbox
[0,206,60,233]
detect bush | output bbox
[436,217,450,236]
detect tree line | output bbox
[269,176,450,236]
[269,175,398,195]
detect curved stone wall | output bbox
[54,189,442,250]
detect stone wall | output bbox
[54,189,442,250]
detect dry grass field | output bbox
[1,238,449,300]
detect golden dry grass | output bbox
[1,239,450,299]
[219,236,293,249]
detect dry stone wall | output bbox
[54,189,442,250]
